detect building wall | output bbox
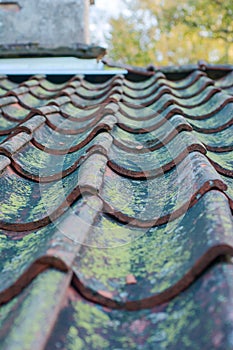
[0,0,90,47]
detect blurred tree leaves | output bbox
[107,0,233,66]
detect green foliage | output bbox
[107,0,233,65]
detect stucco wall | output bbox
[0,0,89,47]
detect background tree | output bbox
[107,0,233,66]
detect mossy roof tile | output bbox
[0,65,233,349]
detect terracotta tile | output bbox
[112,115,192,152]
[100,152,227,226]
[30,85,58,99]
[123,75,213,99]
[0,161,88,231]
[1,99,31,121]
[60,103,101,121]
[33,118,114,154]
[187,103,233,132]
[207,150,233,177]
[11,133,109,181]
[72,190,233,307]
[0,269,72,350]
[215,71,233,88]
[193,127,233,152]
[117,104,181,133]
[223,86,233,95]
[0,67,232,348]
[108,131,206,178]
[0,195,102,304]
[46,263,233,350]
[123,85,220,109]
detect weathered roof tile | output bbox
[46,262,233,350]
[0,65,233,349]
[73,190,233,307]
[101,152,227,227]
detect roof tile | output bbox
[0,65,233,348]
[101,152,227,227]
[46,262,233,350]
[73,190,233,307]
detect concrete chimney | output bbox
[0,0,90,48]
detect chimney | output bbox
[0,0,90,48]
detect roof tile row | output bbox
[0,67,233,349]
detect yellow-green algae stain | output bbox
[0,174,32,221]
[0,270,68,350]
[74,191,233,301]
[2,104,29,120]
[46,264,233,350]
[67,302,110,350]
[0,224,54,292]
[0,196,85,293]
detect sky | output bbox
[89,0,125,46]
